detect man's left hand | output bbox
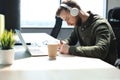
[59,44,70,54]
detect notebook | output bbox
[15,29,48,56]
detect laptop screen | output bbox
[15,29,30,52]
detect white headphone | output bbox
[60,4,79,16]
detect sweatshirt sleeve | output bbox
[64,28,78,45]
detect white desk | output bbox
[0,33,120,80]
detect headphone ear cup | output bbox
[70,8,79,16]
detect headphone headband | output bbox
[60,3,79,16]
[60,4,71,11]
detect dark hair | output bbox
[56,0,81,17]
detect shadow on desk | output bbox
[14,46,31,60]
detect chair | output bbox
[108,7,120,27]
[50,16,63,38]
[108,7,120,68]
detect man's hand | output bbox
[58,40,70,54]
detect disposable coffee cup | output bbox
[47,42,58,60]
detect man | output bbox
[57,0,117,65]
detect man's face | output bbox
[59,10,77,26]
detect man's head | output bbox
[56,0,82,26]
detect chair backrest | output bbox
[50,16,63,38]
[108,7,120,21]
[112,7,120,20]
[108,7,120,28]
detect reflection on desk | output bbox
[0,33,120,80]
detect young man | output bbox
[57,0,117,65]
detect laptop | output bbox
[15,29,48,56]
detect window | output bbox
[20,0,107,28]
[20,0,60,28]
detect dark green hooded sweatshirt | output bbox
[65,11,117,65]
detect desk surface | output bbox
[0,56,120,80]
[0,33,120,80]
